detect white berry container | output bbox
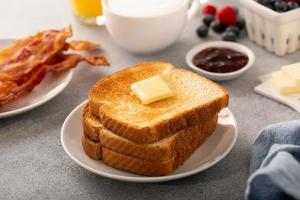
[239,0,300,56]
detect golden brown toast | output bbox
[82,104,217,161]
[81,134,102,160]
[102,148,174,176]
[82,104,102,142]
[89,61,228,144]
[81,111,217,176]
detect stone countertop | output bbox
[0,0,299,199]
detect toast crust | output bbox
[89,61,228,143]
[101,115,216,176]
[82,115,217,176]
[82,104,101,142]
[83,104,217,161]
[100,115,217,161]
[102,148,174,176]
[81,134,102,160]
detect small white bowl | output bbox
[186,41,255,81]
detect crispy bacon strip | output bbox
[0,66,46,106]
[46,54,109,73]
[0,25,109,106]
[0,81,18,101]
[0,26,72,82]
[68,40,100,51]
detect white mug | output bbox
[102,0,200,54]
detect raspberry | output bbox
[217,6,237,26]
[202,4,217,15]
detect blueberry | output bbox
[262,0,271,5]
[222,31,237,42]
[202,14,215,27]
[258,0,279,10]
[265,0,277,6]
[196,25,209,38]
[236,17,245,30]
[275,1,288,12]
[288,2,299,10]
[226,26,240,37]
[260,0,273,6]
[211,21,226,33]
[266,3,275,10]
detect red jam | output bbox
[192,47,249,73]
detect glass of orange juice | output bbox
[70,0,104,25]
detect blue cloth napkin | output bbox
[245,120,300,200]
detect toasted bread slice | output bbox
[82,104,101,142]
[81,134,102,160]
[89,61,228,144]
[81,133,175,176]
[81,117,217,176]
[102,148,174,176]
[82,104,217,161]
[102,115,215,176]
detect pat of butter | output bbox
[281,62,300,86]
[272,71,300,95]
[131,76,173,105]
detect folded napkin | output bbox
[246,120,300,200]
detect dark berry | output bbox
[236,16,245,30]
[211,21,226,33]
[259,0,270,6]
[275,1,288,12]
[196,25,209,38]
[226,26,240,36]
[287,2,299,10]
[264,0,277,6]
[202,14,215,26]
[265,3,275,10]
[222,31,237,42]
[258,0,279,10]
[269,0,277,5]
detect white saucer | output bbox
[61,100,238,183]
[0,39,73,118]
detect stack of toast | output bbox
[81,62,228,176]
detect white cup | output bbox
[102,0,200,54]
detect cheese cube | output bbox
[281,62,300,86]
[131,76,173,105]
[272,71,300,95]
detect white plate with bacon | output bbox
[0,40,73,119]
[0,27,109,118]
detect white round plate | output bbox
[0,39,73,118]
[61,100,238,183]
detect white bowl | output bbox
[186,41,255,81]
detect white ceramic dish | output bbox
[0,39,73,118]
[61,100,238,183]
[186,41,255,81]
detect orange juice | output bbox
[70,0,103,24]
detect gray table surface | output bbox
[0,0,299,200]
